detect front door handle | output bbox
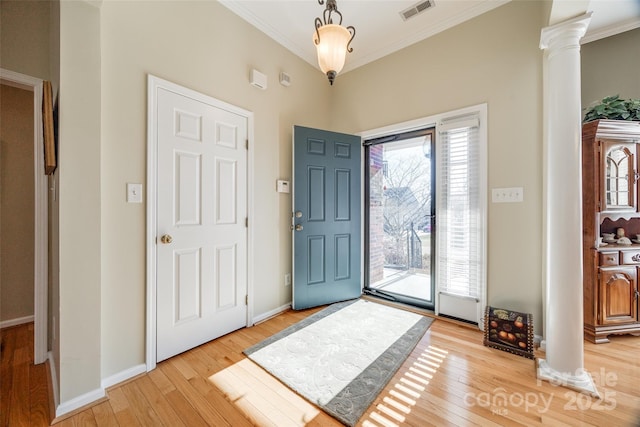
[160,234,173,244]
[295,224,303,232]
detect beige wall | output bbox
[581,28,640,111]
[332,1,545,332]
[48,0,61,401]
[0,84,35,322]
[58,0,102,403]
[0,0,50,79]
[99,0,331,379]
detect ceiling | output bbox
[220,0,640,75]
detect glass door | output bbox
[364,128,435,310]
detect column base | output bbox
[537,359,600,398]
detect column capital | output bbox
[540,12,592,51]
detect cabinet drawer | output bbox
[599,252,619,266]
[621,250,640,264]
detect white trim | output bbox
[537,359,599,398]
[360,103,488,325]
[0,68,48,365]
[146,75,254,371]
[55,387,106,418]
[48,351,59,410]
[252,303,291,325]
[146,75,158,371]
[0,315,35,329]
[101,364,147,390]
[360,104,485,141]
[246,106,255,330]
[56,362,146,417]
[582,17,640,45]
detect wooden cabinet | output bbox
[598,267,637,326]
[583,120,640,343]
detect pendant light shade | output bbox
[313,24,350,82]
[313,0,355,85]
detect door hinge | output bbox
[245,217,248,227]
[245,295,248,305]
[246,139,249,150]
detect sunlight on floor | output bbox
[362,345,448,427]
[209,358,320,427]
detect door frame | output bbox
[146,75,254,370]
[0,68,48,364]
[360,103,488,320]
[362,127,436,310]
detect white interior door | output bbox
[155,84,248,362]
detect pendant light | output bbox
[312,0,355,85]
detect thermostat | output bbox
[277,180,290,193]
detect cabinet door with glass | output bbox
[602,141,637,212]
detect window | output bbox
[436,113,487,325]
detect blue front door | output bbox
[292,126,362,309]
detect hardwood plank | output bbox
[179,351,253,427]
[0,327,17,427]
[90,401,119,427]
[159,358,231,426]
[107,386,141,427]
[119,381,165,426]
[162,390,210,427]
[147,366,176,395]
[29,361,51,426]
[5,305,640,427]
[8,346,30,426]
[70,409,97,427]
[209,358,321,426]
[133,375,185,427]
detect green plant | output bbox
[583,95,640,123]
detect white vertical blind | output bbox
[437,114,486,318]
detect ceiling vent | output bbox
[400,0,435,21]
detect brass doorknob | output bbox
[160,234,173,244]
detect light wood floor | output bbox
[2,304,640,426]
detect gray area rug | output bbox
[244,299,434,426]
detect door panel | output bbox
[364,128,436,310]
[293,126,361,310]
[156,87,247,362]
[600,268,637,324]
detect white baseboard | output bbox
[55,363,146,417]
[56,387,105,418]
[252,303,291,324]
[101,364,147,390]
[0,315,34,329]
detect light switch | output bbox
[127,183,143,203]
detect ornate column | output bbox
[538,12,599,397]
